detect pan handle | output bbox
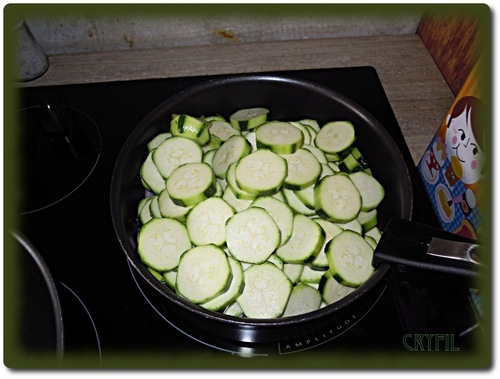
[426,237,481,265]
[372,218,482,288]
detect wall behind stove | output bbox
[22,7,422,55]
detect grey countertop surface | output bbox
[17,34,455,164]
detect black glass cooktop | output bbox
[5,67,483,368]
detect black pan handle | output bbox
[372,218,481,288]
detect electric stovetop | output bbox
[5,67,482,368]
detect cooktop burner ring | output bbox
[57,281,103,363]
[126,258,261,357]
[127,257,390,357]
[15,103,102,214]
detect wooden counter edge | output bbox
[12,35,455,163]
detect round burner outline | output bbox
[58,281,103,363]
[127,258,387,357]
[15,104,102,215]
[127,259,268,357]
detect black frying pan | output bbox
[110,74,478,349]
[9,232,65,362]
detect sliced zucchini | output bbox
[201,256,244,311]
[325,153,342,163]
[202,148,217,167]
[302,144,328,164]
[162,270,177,290]
[206,134,222,150]
[202,114,226,122]
[236,262,292,318]
[212,135,252,179]
[226,207,281,264]
[226,162,257,201]
[224,301,244,317]
[214,181,223,197]
[282,188,316,216]
[364,235,378,249]
[267,253,285,271]
[351,147,369,170]
[289,121,312,145]
[304,124,318,143]
[314,121,356,155]
[357,209,378,232]
[276,214,325,264]
[147,267,165,283]
[235,149,287,196]
[141,178,152,192]
[208,120,241,142]
[283,263,304,285]
[256,121,304,154]
[325,230,375,287]
[250,195,294,247]
[318,270,355,305]
[135,108,388,319]
[313,218,344,239]
[314,173,361,223]
[222,185,253,213]
[335,218,363,235]
[166,162,217,207]
[272,190,287,203]
[243,130,258,152]
[294,184,315,210]
[140,150,166,194]
[170,114,209,145]
[281,148,322,191]
[310,218,344,270]
[149,195,162,218]
[364,226,382,243]
[137,218,192,272]
[176,244,232,304]
[157,188,192,220]
[298,118,320,133]
[282,283,322,317]
[147,132,172,151]
[138,196,154,225]
[299,265,327,284]
[320,162,336,177]
[138,195,154,217]
[229,107,269,131]
[186,197,235,246]
[327,161,341,172]
[152,136,203,179]
[349,171,385,212]
[338,152,362,173]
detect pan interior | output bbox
[111,74,413,328]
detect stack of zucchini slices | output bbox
[137,107,385,319]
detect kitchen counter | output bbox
[18,34,455,164]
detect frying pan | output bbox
[110,74,478,350]
[9,231,64,362]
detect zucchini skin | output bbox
[314,174,361,223]
[171,114,209,145]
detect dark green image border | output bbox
[3,2,493,370]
